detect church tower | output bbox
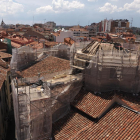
[1,19,6,26]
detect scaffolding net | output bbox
[10,46,50,78]
[10,46,37,77]
[72,41,140,94]
[12,72,83,140]
[12,79,52,140]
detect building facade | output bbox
[70,25,89,37]
[53,31,73,42]
[100,19,113,33]
[0,67,12,140]
[96,19,129,33]
[111,19,129,33]
[45,21,56,30]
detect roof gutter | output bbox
[119,104,140,114]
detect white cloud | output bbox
[123,0,140,12]
[36,5,53,13]
[88,0,98,2]
[99,3,118,13]
[52,0,84,12]
[109,0,118,1]
[0,0,24,16]
[15,0,52,7]
[137,9,140,13]
[99,0,140,13]
[36,0,84,14]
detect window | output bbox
[9,76,11,83]
[10,85,12,93]
[110,68,117,79]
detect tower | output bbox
[1,19,6,26]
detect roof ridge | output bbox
[98,96,140,120]
[72,90,140,122]
[117,97,140,113]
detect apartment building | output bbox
[86,23,97,37]
[99,19,113,33]
[69,25,89,37]
[111,19,129,33]
[97,19,129,33]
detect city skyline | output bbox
[0,0,140,27]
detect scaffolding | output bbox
[10,46,51,77]
[47,42,92,60]
[72,41,140,94]
[11,42,114,140]
[10,40,140,140]
[12,71,83,140]
[70,42,91,67]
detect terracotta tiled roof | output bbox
[27,41,44,49]
[23,30,45,39]
[64,38,75,45]
[53,106,140,140]
[53,89,140,139]
[71,106,140,140]
[0,59,9,69]
[72,91,113,118]
[118,95,140,112]
[72,90,140,117]
[52,110,92,140]
[0,52,12,59]
[11,41,21,48]
[18,56,70,78]
[45,41,58,48]
[7,36,33,46]
[0,49,7,52]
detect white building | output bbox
[105,19,113,33]
[53,30,73,42]
[101,19,113,33]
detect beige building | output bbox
[69,25,89,37]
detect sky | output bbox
[0,0,140,27]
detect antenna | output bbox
[33,16,34,26]
[78,21,80,26]
[131,18,133,28]
[44,19,46,24]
